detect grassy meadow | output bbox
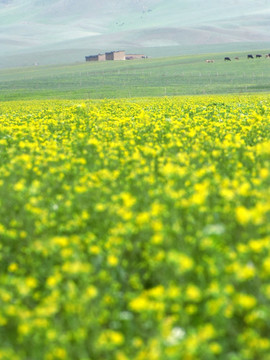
[1,50,270,100]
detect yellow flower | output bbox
[235,293,257,309]
[168,252,194,273]
[14,180,25,192]
[236,206,252,225]
[116,351,128,360]
[260,168,269,179]
[262,257,270,275]
[86,285,98,299]
[136,212,150,226]
[46,273,62,287]
[121,192,136,207]
[198,323,215,340]
[147,285,165,298]
[151,220,163,232]
[249,238,267,253]
[53,348,67,360]
[98,330,124,347]
[238,264,255,280]
[51,236,69,247]
[0,315,7,326]
[18,323,31,336]
[89,245,101,254]
[26,277,38,288]
[8,263,18,272]
[186,285,201,302]
[150,202,164,216]
[209,342,222,354]
[107,254,119,266]
[129,295,149,312]
[151,233,163,244]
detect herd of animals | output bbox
[205,54,270,63]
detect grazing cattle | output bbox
[256,54,262,58]
[266,54,270,58]
[224,57,231,61]
[235,57,239,60]
[205,59,214,63]
[247,54,254,59]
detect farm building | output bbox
[85,54,106,62]
[105,51,126,61]
[125,54,147,60]
[85,50,145,62]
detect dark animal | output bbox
[256,54,262,58]
[266,54,270,58]
[247,54,254,59]
[224,57,231,61]
[235,57,239,60]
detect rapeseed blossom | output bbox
[0,95,269,359]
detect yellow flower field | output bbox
[0,95,270,359]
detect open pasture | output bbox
[1,51,270,100]
[0,94,270,359]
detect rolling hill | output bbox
[1,0,270,68]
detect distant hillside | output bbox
[1,0,270,68]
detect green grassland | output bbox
[1,50,270,100]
